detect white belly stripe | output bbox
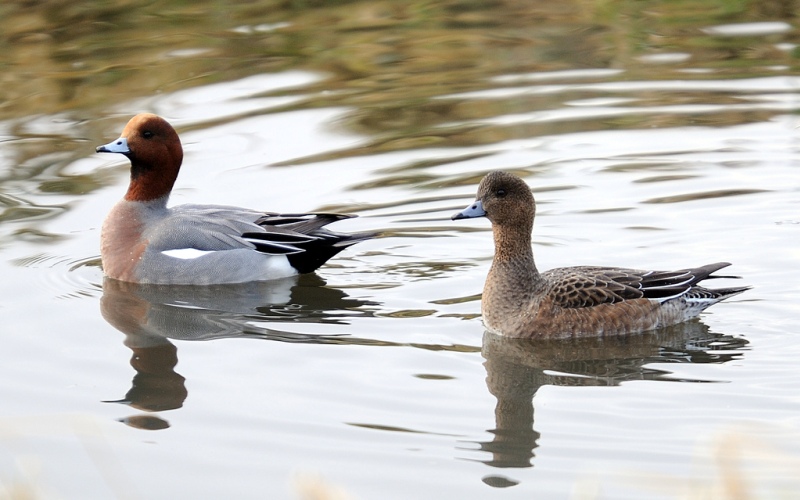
[162,248,217,260]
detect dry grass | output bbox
[293,473,354,500]
[572,423,800,499]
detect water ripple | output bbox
[12,253,102,300]
[644,188,770,204]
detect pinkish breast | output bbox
[100,201,148,282]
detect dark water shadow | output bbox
[100,273,380,429]
[474,322,749,484]
[100,274,478,429]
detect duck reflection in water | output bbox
[101,274,377,430]
[476,321,748,480]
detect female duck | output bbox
[98,113,374,285]
[452,171,748,338]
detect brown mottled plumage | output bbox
[452,171,749,338]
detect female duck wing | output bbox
[547,262,739,309]
[546,267,645,309]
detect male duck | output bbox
[98,113,374,285]
[452,171,748,338]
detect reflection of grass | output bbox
[2,0,798,197]
[3,0,797,124]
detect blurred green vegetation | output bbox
[2,0,798,122]
[0,0,798,202]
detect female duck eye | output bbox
[142,131,154,139]
[496,188,507,198]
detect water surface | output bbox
[1,1,799,499]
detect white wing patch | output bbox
[162,248,217,260]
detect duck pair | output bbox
[98,113,748,338]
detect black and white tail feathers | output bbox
[242,213,378,274]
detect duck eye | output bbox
[496,188,507,198]
[142,131,154,139]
